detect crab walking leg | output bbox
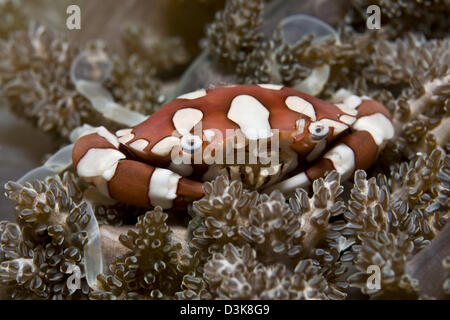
[264,99,394,194]
[72,130,204,209]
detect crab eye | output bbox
[180,134,202,153]
[309,122,329,140]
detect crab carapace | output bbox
[72,84,394,209]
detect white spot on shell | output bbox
[285,96,316,121]
[118,133,134,144]
[258,84,283,90]
[148,168,181,209]
[345,95,362,108]
[115,128,133,137]
[323,144,355,180]
[177,89,207,100]
[314,118,348,136]
[151,136,180,156]
[96,127,120,148]
[227,95,272,140]
[172,108,203,135]
[77,126,120,148]
[352,113,394,147]
[77,148,126,181]
[306,139,327,162]
[339,115,356,125]
[129,139,149,151]
[335,95,362,116]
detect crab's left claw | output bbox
[72,127,204,209]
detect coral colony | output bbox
[0,0,449,300]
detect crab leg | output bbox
[264,98,394,194]
[72,127,204,209]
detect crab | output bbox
[72,84,394,210]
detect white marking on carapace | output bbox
[129,139,149,151]
[77,148,126,181]
[285,96,316,121]
[151,136,180,156]
[118,133,135,144]
[115,128,133,137]
[323,144,355,180]
[352,113,394,147]
[335,95,362,116]
[148,168,181,209]
[227,95,272,140]
[77,126,120,148]
[295,119,306,134]
[345,95,363,109]
[258,84,283,90]
[306,139,327,162]
[315,119,348,136]
[339,115,356,125]
[95,127,120,148]
[263,171,310,194]
[172,108,203,135]
[177,89,207,100]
